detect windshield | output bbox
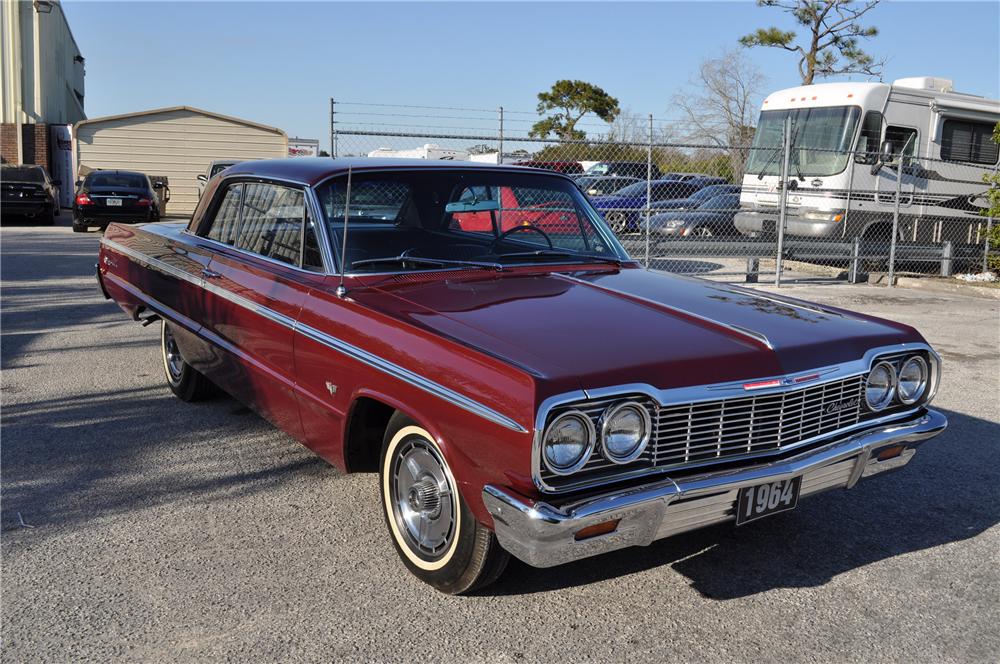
[86,172,147,188]
[586,163,610,175]
[2,166,45,183]
[746,106,861,177]
[699,194,739,210]
[690,185,731,202]
[314,169,629,273]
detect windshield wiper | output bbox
[756,147,781,180]
[350,254,503,271]
[498,249,622,266]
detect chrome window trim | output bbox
[309,165,632,273]
[530,342,941,494]
[101,238,527,434]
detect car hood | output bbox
[649,210,725,225]
[355,267,920,395]
[650,198,697,211]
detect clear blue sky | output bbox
[63,1,999,151]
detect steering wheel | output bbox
[490,224,554,252]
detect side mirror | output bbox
[153,181,164,189]
[75,179,83,188]
[870,140,895,176]
[197,174,208,183]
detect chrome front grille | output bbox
[540,374,866,489]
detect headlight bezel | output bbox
[600,401,652,464]
[541,410,596,476]
[896,355,929,405]
[865,360,897,411]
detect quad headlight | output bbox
[865,361,897,411]
[600,402,651,464]
[897,356,928,404]
[541,410,595,475]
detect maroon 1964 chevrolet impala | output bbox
[97,158,947,594]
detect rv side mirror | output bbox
[880,140,895,163]
[197,174,208,183]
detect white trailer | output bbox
[367,143,469,160]
[735,77,1000,246]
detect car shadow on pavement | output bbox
[489,407,999,598]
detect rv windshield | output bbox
[746,106,861,177]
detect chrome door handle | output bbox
[202,268,222,279]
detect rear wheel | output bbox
[71,223,87,233]
[380,413,509,594]
[161,321,215,401]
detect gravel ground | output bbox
[2,221,998,663]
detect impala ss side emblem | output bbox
[825,398,860,414]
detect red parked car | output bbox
[97,158,947,594]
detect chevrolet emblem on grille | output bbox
[825,398,860,414]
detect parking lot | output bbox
[2,219,998,662]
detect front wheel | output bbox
[161,321,216,401]
[380,413,509,594]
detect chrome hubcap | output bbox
[163,325,184,382]
[391,439,455,558]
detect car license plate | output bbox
[107,198,122,207]
[736,477,801,525]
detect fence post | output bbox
[774,115,792,286]
[645,114,653,268]
[497,106,504,165]
[940,241,953,277]
[849,236,861,283]
[745,258,759,283]
[985,163,997,273]
[329,98,337,158]
[887,162,902,286]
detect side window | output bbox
[854,111,882,164]
[302,211,324,272]
[885,126,918,160]
[205,184,243,245]
[236,183,305,267]
[941,119,999,165]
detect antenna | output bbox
[335,166,352,298]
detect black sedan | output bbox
[73,170,166,232]
[649,184,741,213]
[1,165,61,225]
[646,193,743,238]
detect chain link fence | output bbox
[329,100,998,285]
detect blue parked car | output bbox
[592,177,727,233]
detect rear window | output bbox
[2,166,44,183]
[86,173,146,188]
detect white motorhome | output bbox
[366,144,468,160]
[735,77,999,246]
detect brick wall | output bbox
[0,123,50,169]
[1,124,18,164]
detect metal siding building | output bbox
[75,106,287,215]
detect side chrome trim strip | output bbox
[557,273,774,350]
[101,239,528,434]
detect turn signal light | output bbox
[574,519,620,541]
[75,193,92,206]
[877,445,905,461]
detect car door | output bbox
[196,180,326,439]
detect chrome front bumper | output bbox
[484,409,947,568]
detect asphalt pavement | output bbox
[2,220,998,663]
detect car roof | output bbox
[223,157,553,187]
